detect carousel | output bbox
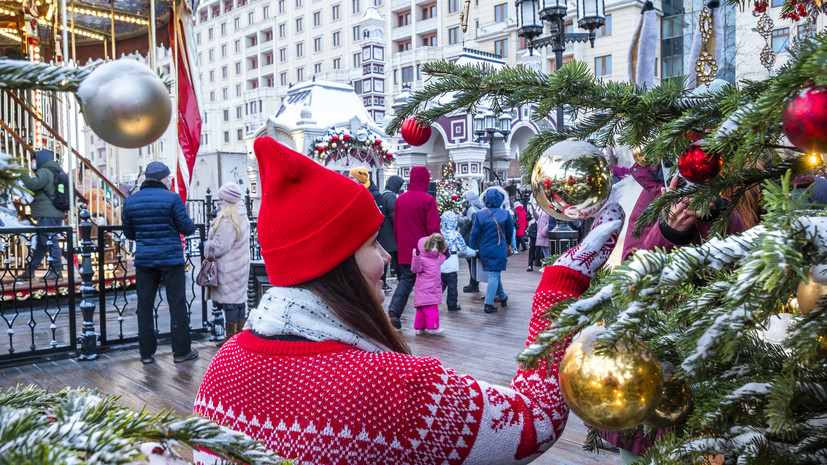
[0,0,199,299]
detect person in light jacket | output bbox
[440,210,476,311]
[203,183,251,346]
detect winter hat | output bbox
[254,137,384,286]
[218,182,243,203]
[349,166,370,188]
[34,149,54,166]
[145,161,171,180]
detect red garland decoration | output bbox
[400,118,432,146]
[678,140,722,184]
[782,86,827,154]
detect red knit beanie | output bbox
[253,137,384,286]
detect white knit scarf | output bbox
[244,286,391,353]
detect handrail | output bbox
[3,89,126,200]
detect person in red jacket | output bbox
[387,165,440,330]
[514,202,529,252]
[194,137,625,465]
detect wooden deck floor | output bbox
[0,251,618,464]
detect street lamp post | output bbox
[473,108,512,188]
[516,0,606,128]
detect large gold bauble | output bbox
[77,59,172,149]
[798,267,827,316]
[642,361,692,429]
[530,140,613,221]
[559,324,663,431]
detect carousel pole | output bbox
[109,0,116,58]
[149,0,158,161]
[60,0,78,228]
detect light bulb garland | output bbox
[309,126,395,168]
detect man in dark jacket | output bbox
[19,149,67,281]
[388,167,440,330]
[378,175,404,294]
[122,161,198,364]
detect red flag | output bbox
[169,2,201,201]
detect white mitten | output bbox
[553,202,624,279]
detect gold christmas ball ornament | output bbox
[531,140,613,221]
[559,324,663,431]
[642,361,692,429]
[77,59,172,149]
[797,267,827,316]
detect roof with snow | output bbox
[266,80,385,135]
[361,5,383,21]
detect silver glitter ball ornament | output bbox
[77,59,172,149]
[530,140,613,221]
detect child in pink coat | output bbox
[411,233,448,334]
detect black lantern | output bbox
[516,0,543,42]
[578,0,606,32]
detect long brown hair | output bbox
[295,255,410,354]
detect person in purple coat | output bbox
[411,233,448,335]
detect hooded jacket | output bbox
[204,205,251,304]
[20,150,66,219]
[122,179,197,267]
[469,189,514,272]
[378,176,404,252]
[463,191,482,221]
[410,236,447,307]
[621,163,747,260]
[535,210,551,248]
[514,204,528,237]
[394,167,440,265]
[439,211,476,274]
[367,181,384,214]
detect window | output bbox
[332,4,340,20]
[265,75,274,87]
[235,61,241,74]
[772,28,789,52]
[236,84,241,96]
[248,34,257,46]
[448,0,459,13]
[353,52,361,67]
[297,67,304,81]
[397,39,411,52]
[234,39,241,52]
[278,0,285,13]
[224,131,230,143]
[264,51,274,65]
[208,28,214,40]
[421,3,436,19]
[296,17,303,32]
[212,5,220,17]
[280,72,287,85]
[313,11,321,26]
[314,36,322,52]
[296,42,304,57]
[248,11,254,24]
[262,5,269,18]
[353,25,360,41]
[565,20,573,34]
[238,129,244,140]
[314,62,322,74]
[397,10,411,26]
[494,3,507,22]
[249,57,258,69]
[279,48,287,62]
[222,88,228,99]
[249,79,259,89]
[200,11,207,23]
[264,30,273,42]
[401,66,414,83]
[224,0,232,11]
[295,0,302,7]
[279,23,286,38]
[236,106,242,118]
[222,66,228,78]
[209,70,215,82]
[208,49,215,61]
[333,57,341,69]
[798,23,816,37]
[448,27,459,44]
[196,33,201,45]
[333,30,341,46]
[771,0,784,6]
[353,79,362,94]
[661,3,683,81]
[494,38,508,57]
[221,44,227,57]
[220,22,227,36]
[352,0,360,13]
[223,109,230,121]
[234,17,240,30]
[210,91,216,102]
[595,55,612,77]
[422,32,437,46]
[596,14,612,37]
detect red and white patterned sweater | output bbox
[194,266,589,464]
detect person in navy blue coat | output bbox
[469,188,514,314]
[122,161,198,365]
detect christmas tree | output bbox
[387,29,827,464]
[436,160,466,214]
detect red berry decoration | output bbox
[678,140,722,184]
[782,86,827,154]
[400,117,432,146]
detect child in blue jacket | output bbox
[439,211,476,311]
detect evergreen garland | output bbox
[0,386,290,465]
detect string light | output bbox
[70,6,149,25]
[0,29,21,41]
[0,6,16,15]
[807,153,824,167]
[37,18,105,40]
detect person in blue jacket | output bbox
[469,188,514,314]
[122,161,198,365]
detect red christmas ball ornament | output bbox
[451,194,459,200]
[316,145,324,153]
[331,135,339,142]
[343,134,351,141]
[386,152,393,159]
[400,118,432,146]
[375,139,382,146]
[678,140,722,184]
[782,86,827,154]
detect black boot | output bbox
[462,280,479,293]
[484,304,498,314]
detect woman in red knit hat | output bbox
[194,136,625,465]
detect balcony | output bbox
[390,0,410,13]
[416,16,438,34]
[391,25,412,41]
